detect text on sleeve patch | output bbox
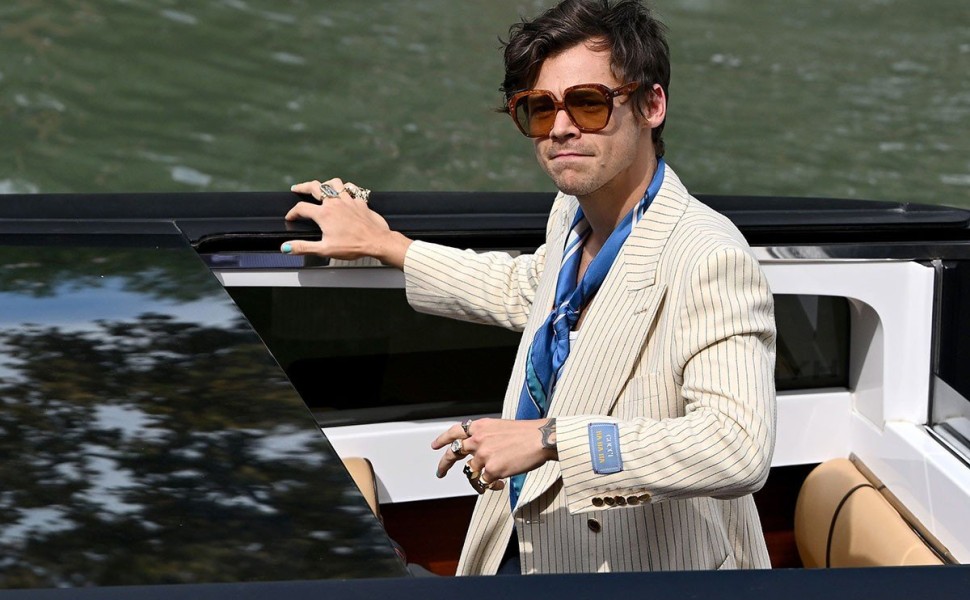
[588,423,622,474]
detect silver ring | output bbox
[478,470,498,492]
[450,438,466,456]
[320,183,340,198]
[461,419,473,437]
[344,182,371,203]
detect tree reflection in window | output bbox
[0,244,403,587]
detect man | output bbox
[282,0,776,575]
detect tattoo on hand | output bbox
[540,418,557,450]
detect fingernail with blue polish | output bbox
[281,243,292,254]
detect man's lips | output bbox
[548,149,593,160]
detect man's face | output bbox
[529,43,653,199]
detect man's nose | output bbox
[548,107,579,139]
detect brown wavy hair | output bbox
[500,0,670,157]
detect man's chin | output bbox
[552,177,600,198]
[543,168,590,197]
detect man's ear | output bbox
[639,83,666,129]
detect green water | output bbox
[1,0,968,207]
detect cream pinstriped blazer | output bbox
[403,165,776,575]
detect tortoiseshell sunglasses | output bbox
[507,82,640,138]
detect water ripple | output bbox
[160,10,199,26]
[941,174,970,186]
[170,166,213,187]
[0,179,40,194]
[271,52,306,65]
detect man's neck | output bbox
[576,156,658,249]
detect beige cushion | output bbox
[794,458,942,568]
[342,456,381,518]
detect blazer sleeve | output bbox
[402,191,568,332]
[403,240,548,332]
[556,246,776,513]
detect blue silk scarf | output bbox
[509,159,666,509]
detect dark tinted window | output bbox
[774,295,850,391]
[227,288,849,426]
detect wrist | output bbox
[373,230,412,269]
[539,418,558,461]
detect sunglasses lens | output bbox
[564,87,611,130]
[514,93,557,137]
[510,86,616,137]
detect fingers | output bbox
[430,422,470,450]
[280,178,374,260]
[436,449,503,492]
[280,239,326,256]
[435,443,463,479]
[463,458,504,494]
[290,178,349,202]
[434,432,474,479]
[289,179,323,199]
[284,200,322,222]
[432,419,503,494]
[479,469,506,491]
[280,202,328,256]
[433,421,475,479]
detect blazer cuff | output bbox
[556,416,655,514]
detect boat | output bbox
[1,189,969,597]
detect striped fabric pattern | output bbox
[403,164,776,574]
[512,160,665,509]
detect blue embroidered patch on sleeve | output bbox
[588,423,622,474]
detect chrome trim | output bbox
[213,267,406,289]
[850,453,958,565]
[754,242,970,262]
[932,375,970,425]
[930,260,945,424]
[929,375,970,467]
[204,243,970,275]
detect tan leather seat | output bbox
[342,456,381,519]
[794,458,943,568]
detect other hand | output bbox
[432,417,558,490]
[282,177,410,267]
